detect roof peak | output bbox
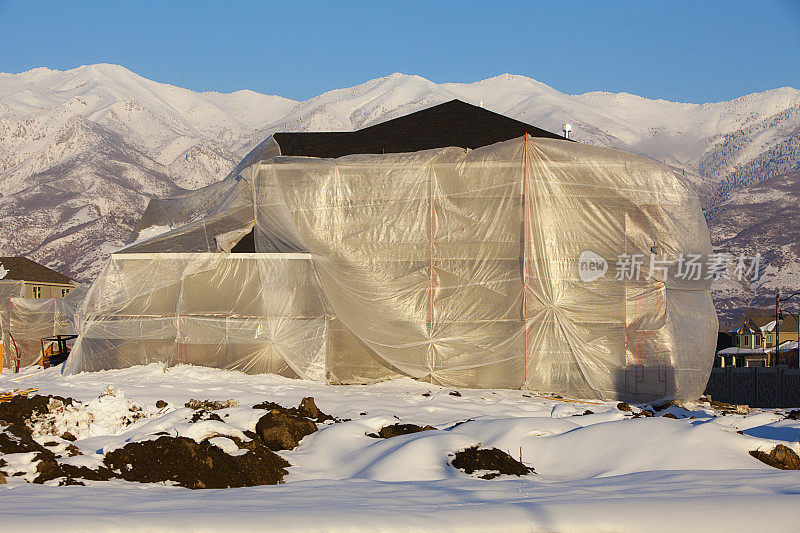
[271,98,565,159]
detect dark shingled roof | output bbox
[0,257,74,285]
[273,99,567,158]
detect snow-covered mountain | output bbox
[707,169,800,327]
[1,64,798,323]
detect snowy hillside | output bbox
[1,65,798,316]
[708,169,800,327]
[1,364,799,531]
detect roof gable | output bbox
[0,257,74,285]
[273,99,566,159]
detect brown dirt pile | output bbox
[451,445,533,479]
[749,445,800,470]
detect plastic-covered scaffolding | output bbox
[65,136,718,402]
[0,284,77,370]
[0,281,25,368]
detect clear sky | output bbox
[1,0,798,103]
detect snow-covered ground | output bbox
[1,363,799,532]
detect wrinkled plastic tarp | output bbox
[0,280,25,367]
[7,297,74,368]
[66,136,718,401]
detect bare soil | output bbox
[451,445,533,479]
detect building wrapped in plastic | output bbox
[0,281,25,367]
[1,263,81,369]
[64,101,718,402]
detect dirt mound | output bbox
[255,410,318,451]
[0,422,42,454]
[451,446,533,479]
[1,395,332,488]
[184,399,239,410]
[253,397,334,423]
[0,418,109,484]
[368,423,436,439]
[749,445,800,470]
[0,394,74,427]
[104,436,288,488]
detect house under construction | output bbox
[62,100,718,402]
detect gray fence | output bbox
[705,366,800,408]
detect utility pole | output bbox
[776,290,780,367]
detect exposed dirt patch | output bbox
[1,395,331,488]
[616,402,632,412]
[451,445,533,479]
[254,410,318,451]
[184,399,239,410]
[705,399,749,415]
[0,418,107,483]
[749,445,800,470]
[2,444,115,484]
[252,397,334,423]
[189,410,223,423]
[0,423,43,454]
[367,423,436,439]
[0,394,74,427]
[652,400,682,411]
[104,436,288,488]
[785,410,800,421]
[250,397,335,451]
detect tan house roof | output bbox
[0,257,74,285]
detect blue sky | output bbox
[1,0,798,103]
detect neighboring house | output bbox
[732,315,800,349]
[0,257,75,298]
[718,313,800,367]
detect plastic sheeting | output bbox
[64,253,332,379]
[6,298,75,368]
[66,135,718,401]
[0,280,25,368]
